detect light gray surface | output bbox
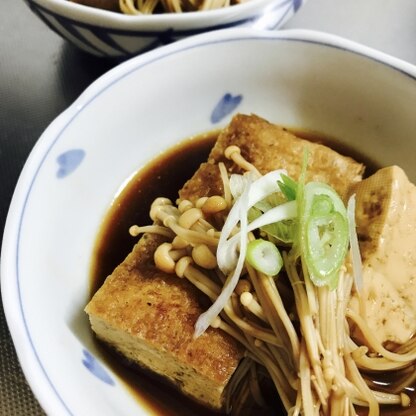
[285,0,416,65]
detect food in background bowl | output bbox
[85,113,416,415]
[71,0,248,14]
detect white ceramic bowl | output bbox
[24,0,305,58]
[2,28,416,416]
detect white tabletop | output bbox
[284,0,416,65]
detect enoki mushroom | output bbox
[129,146,416,415]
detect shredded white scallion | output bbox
[347,194,363,293]
[194,169,294,338]
[220,201,297,265]
[217,170,287,273]
[194,174,251,338]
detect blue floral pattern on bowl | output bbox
[82,349,115,386]
[56,149,85,179]
[211,93,243,124]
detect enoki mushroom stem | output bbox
[129,145,415,415]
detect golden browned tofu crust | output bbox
[180,114,364,202]
[86,233,242,410]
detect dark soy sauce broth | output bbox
[90,132,217,296]
[89,128,414,415]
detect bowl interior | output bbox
[2,28,416,416]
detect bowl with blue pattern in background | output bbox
[24,0,305,59]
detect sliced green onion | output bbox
[305,212,348,286]
[300,182,349,287]
[261,219,297,244]
[197,169,287,337]
[303,182,347,215]
[246,239,283,276]
[310,194,333,216]
[278,173,298,201]
[217,170,287,274]
[291,148,308,257]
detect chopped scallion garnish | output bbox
[278,173,298,201]
[246,239,283,276]
[299,182,349,287]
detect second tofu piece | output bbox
[181,114,364,202]
[349,166,416,345]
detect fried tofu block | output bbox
[86,233,243,410]
[180,114,364,202]
[86,113,365,410]
[348,166,416,344]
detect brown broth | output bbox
[357,371,416,416]
[89,132,217,295]
[89,128,414,415]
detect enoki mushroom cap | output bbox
[154,242,176,274]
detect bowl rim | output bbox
[26,0,297,26]
[2,27,416,416]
